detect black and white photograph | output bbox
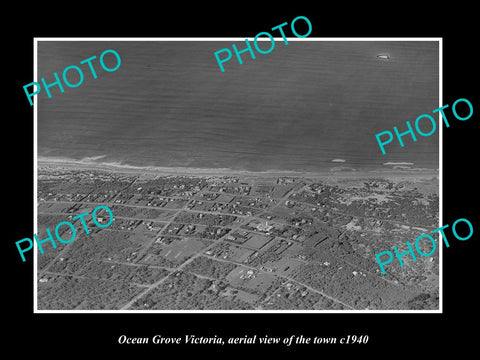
[5,6,478,355]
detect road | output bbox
[36,176,431,310]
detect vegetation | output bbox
[184,256,238,279]
[130,271,253,310]
[37,167,439,310]
[37,275,143,310]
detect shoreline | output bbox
[37,158,439,182]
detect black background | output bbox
[5,3,478,356]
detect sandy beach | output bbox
[37,156,439,184]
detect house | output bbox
[256,221,273,232]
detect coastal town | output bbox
[36,165,439,310]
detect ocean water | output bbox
[37,40,439,173]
